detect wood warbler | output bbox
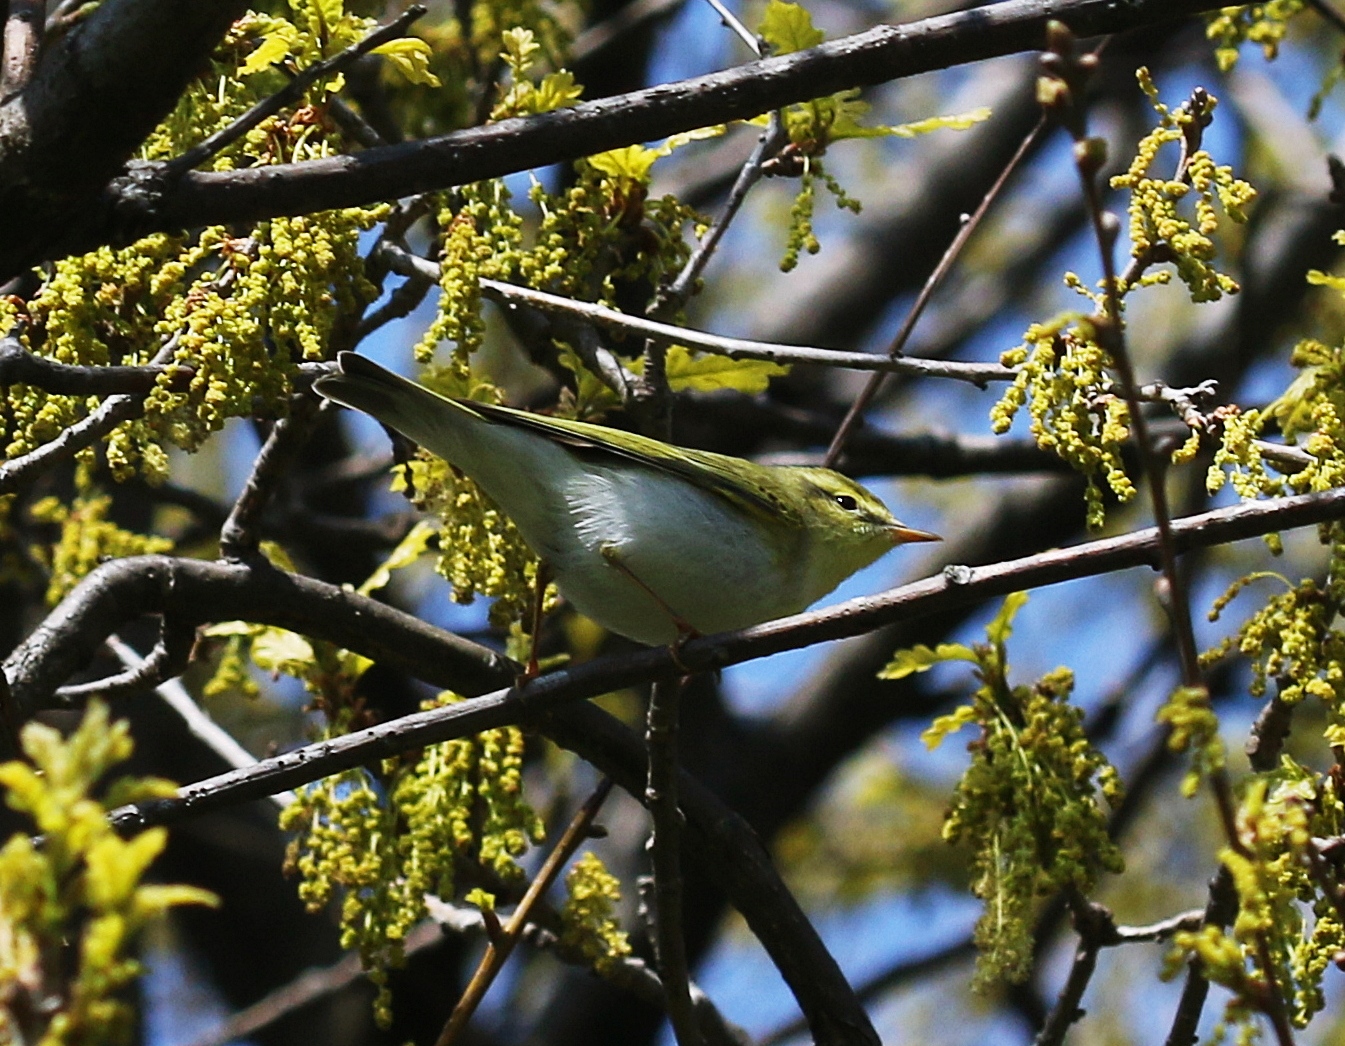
[315,352,938,645]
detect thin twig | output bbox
[1035,896,1125,1046]
[762,901,1205,1046]
[219,395,326,561]
[1113,909,1206,942]
[645,678,702,1046]
[106,634,295,809]
[42,0,84,31]
[1034,923,1102,1045]
[655,111,787,314]
[1164,866,1238,1046]
[1137,379,1219,424]
[1135,379,1313,473]
[163,6,427,178]
[556,319,637,401]
[54,619,193,704]
[0,328,194,394]
[433,779,614,1046]
[52,627,293,808]
[701,0,761,55]
[1254,440,1313,473]
[354,262,436,339]
[184,880,740,1046]
[327,94,386,150]
[179,921,444,1046]
[759,936,974,1046]
[823,111,1050,466]
[1308,0,1345,35]
[544,701,880,1046]
[1129,376,1314,474]
[0,260,320,499]
[762,671,1196,1046]
[376,242,1014,385]
[1246,694,1294,772]
[0,335,333,399]
[1059,52,1294,1045]
[426,897,749,1046]
[1072,75,1202,686]
[570,0,687,63]
[353,196,443,336]
[1304,836,1345,927]
[0,333,180,497]
[634,337,675,439]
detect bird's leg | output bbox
[521,560,553,683]
[599,545,698,671]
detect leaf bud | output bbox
[1037,75,1071,114]
[1073,136,1108,178]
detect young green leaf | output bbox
[759,0,825,54]
[373,38,443,87]
[663,347,789,394]
[878,642,978,680]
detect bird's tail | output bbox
[314,351,476,456]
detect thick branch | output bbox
[0,0,248,272]
[1,0,44,99]
[2,555,514,725]
[544,701,880,1046]
[73,481,1345,830]
[0,331,192,393]
[52,0,1223,259]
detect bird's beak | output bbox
[889,523,941,545]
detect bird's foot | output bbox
[667,621,700,677]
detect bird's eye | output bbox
[833,494,859,511]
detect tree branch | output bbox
[644,677,702,1046]
[0,329,193,394]
[26,479,1332,1044]
[1164,865,1238,1046]
[0,332,180,496]
[824,101,1049,463]
[1,0,45,99]
[102,633,296,808]
[69,481,1345,833]
[434,780,615,1046]
[162,5,427,178]
[24,0,1225,266]
[542,701,881,1046]
[0,0,248,273]
[52,620,193,703]
[178,921,447,1046]
[378,242,1016,384]
[218,395,325,561]
[2,555,515,726]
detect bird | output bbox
[315,351,939,647]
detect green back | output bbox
[463,399,803,527]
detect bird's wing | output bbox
[320,353,796,526]
[465,400,795,525]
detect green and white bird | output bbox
[315,352,938,646]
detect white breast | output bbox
[544,464,802,645]
[448,426,806,645]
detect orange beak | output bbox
[889,523,941,545]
